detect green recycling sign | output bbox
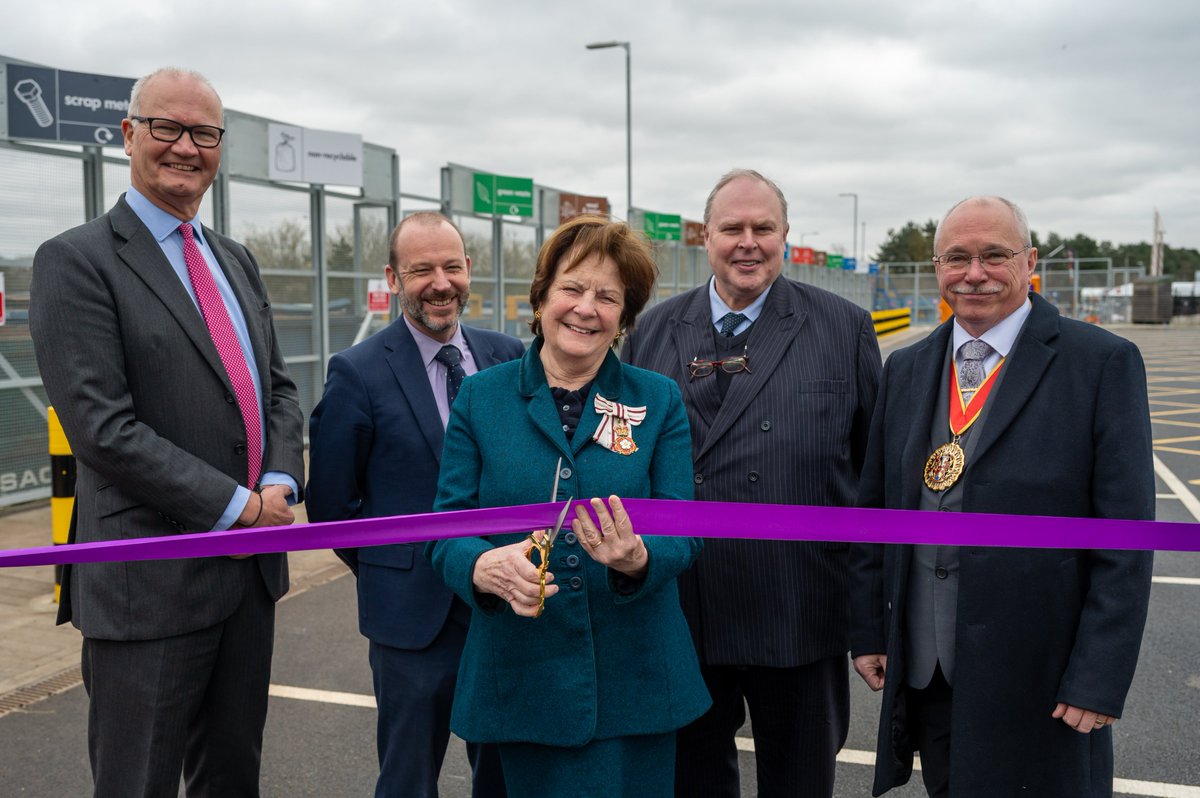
[473,172,535,217]
[643,212,681,241]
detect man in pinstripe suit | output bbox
[623,169,882,797]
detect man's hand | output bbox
[230,485,295,558]
[853,654,888,691]
[1052,703,1114,734]
[255,484,295,527]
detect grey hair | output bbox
[934,196,1031,252]
[703,169,789,227]
[128,67,223,118]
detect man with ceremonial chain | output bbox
[849,196,1154,797]
[29,68,304,796]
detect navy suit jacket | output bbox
[849,294,1154,796]
[306,319,523,649]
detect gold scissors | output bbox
[526,457,573,618]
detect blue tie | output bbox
[435,344,466,406]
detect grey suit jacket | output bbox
[623,276,881,667]
[29,195,305,641]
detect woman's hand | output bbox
[574,495,648,579]
[471,539,557,618]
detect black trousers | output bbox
[674,655,850,798]
[905,663,953,798]
[82,572,275,798]
[368,597,505,798]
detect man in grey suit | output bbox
[29,68,304,797]
[307,212,518,798]
[623,169,881,797]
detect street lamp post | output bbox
[838,192,858,264]
[799,231,819,246]
[586,41,632,219]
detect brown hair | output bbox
[528,215,658,337]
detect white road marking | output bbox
[1154,454,1200,522]
[733,739,1200,797]
[1154,576,1200,586]
[269,687,1200,796]
[268,684,376,708]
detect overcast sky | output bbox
[3,0,1197,256]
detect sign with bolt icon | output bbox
[5,62,133,147]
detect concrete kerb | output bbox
[0,501,347,718]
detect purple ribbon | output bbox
[0,500,1196,568]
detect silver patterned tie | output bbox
[958,339,993,394]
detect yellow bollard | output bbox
[48,407,75,604]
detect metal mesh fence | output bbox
[3,144,878,510]
[0,146,86,505]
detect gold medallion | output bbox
[923,441,964,491]
[613,418,638,455]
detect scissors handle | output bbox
[525,534,551,618]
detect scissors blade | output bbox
[546,497,573,549]
[550,456,562,502]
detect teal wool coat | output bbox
[427,344,711,747]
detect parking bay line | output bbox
[1154,454,1200,522]
[269,685,1199,797]
[732,738,1200,797]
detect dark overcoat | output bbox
[849,294,1155,796]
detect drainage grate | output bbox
[0,666,83,718]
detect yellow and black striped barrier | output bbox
[48,408,75,603]
[871,307,912,337]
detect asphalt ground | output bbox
[1,322,1197,796]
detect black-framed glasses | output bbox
[130,116,225,148]
[688,346,751,381]
[934,246,1031,271]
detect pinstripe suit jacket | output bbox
[623,277,881,666]
[29,196,305,640]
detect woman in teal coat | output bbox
[427,215,710,796]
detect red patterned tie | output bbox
[179,223,262,487]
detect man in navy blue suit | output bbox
[307,212,520,798]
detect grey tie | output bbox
[958,339,993,391]
[719,312,748,337]
[434,344,466,407]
